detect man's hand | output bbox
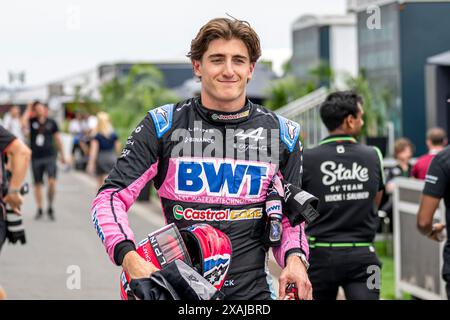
[428,223,446,242]
[122,250,159,279]
[278,255,312,300]
[3,193,23,215]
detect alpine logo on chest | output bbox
[175,158,269,197]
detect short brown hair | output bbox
[427,127,447,146]
[187,18,261,63]
[394,138,414,158]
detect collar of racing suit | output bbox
[192,96,254,125]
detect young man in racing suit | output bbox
[91,17,311,300]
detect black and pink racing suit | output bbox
[91,97,309,300]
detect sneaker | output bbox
[47,207,55,221]
[35,208,43,220]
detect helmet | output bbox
[119,223,232,300]
[180,223,232,290]
[120,223,192,300]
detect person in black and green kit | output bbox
[302,91,385,300]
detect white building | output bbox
[292,14,358,89]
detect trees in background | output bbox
[265,58,389,140]
[100,64,179,141]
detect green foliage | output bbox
[67,84,102,119]
[264,60,334,111]
[308,60,334,88]
[345,71,388,138]
[264,76,316,110]
[281,57,292,76]
[100,64,179,142]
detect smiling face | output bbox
[192,38,255,111]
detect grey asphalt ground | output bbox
[0,168,164,299]
[0,167,281,299]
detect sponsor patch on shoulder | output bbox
[148,104,174,138]
[276,115,300,153]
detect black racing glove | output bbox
[6,210,26,245]
[281,180,320,226]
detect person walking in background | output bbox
[22,101,66,221]
[87,112,120,188]
[3,106,25,142]
[69,110,91,170]
[412,127,447,180]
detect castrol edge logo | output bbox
[173,205,262,221]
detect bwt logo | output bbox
[266,202,281,216]
[175,159,268,197]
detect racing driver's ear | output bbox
[246,62,256,83]
[192,59,202,79]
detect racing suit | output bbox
[91,97,309,300]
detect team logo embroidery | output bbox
[286,120,297,141]
[156,108,168,124]
[149,104,174,138]
[277,115,300,153]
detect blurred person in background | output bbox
[69,110,88,170]
[379,138,414,231]
[412,127,447,180]
[3,106,25,142]
[22,101,66,221]
[87,112,120,188]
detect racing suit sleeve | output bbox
[272,140,309,269]
[91,114,160,265]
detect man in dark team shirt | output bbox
[302,91,384,300]
[23,101,66,220]
[417,146,450,299]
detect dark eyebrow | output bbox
[233,55,248,60]
[207,54,248,60]
[207,54,225,59]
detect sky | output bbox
[0,0,347,87]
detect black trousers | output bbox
[443,274,450,300]
[447,282,450,300]
[0,216,6,254]
[308,246,382,300]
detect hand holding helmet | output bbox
[120,223,232,300]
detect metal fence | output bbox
[275,87,328,148]
[393,177,447,299]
